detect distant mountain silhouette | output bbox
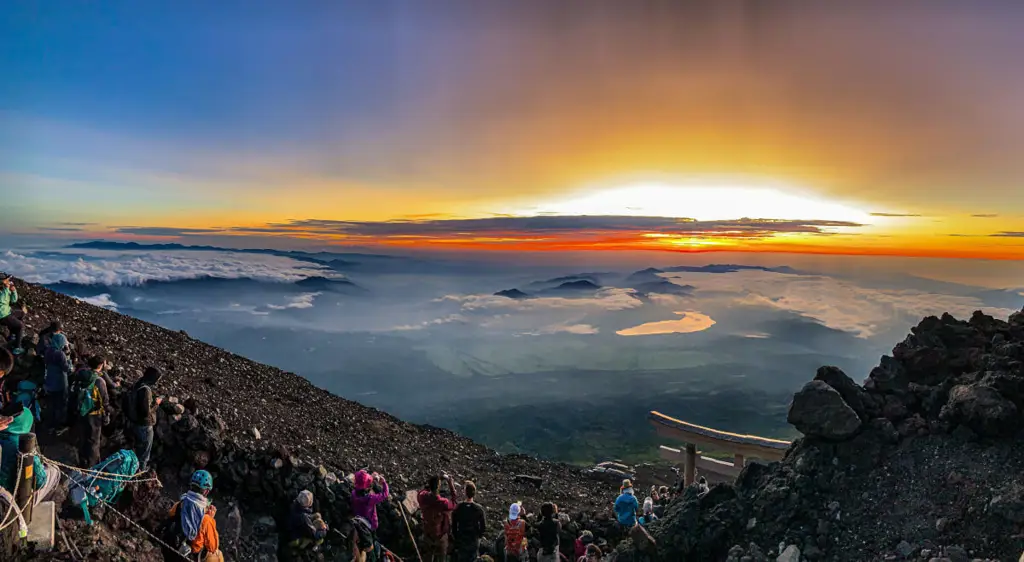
[67,241,388,268]
[527,272,612,289]
[662,264,797,274]
[547,280,602,292]
[494,288,531,299]
[293,276,364,292]
[632,280,695,296]
[626,267,666,283]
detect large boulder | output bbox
[940,384,1019,437]
[814,366,874,420]
[788,381,862,440]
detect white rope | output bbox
[0,448,24,532]
[53,462,194,561]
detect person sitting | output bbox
[638,497,658,526]
[579,543,603,562]
[0,401,59,502]
[287,490,328,554]
[613,480,639,529]
[574,530,594,560]
[167,470,222,561]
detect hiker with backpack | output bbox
[418,472,458,562]
[452,480,487,562]
[43,330,74,431]
[71,355,114,468]
[0,274,25,356]
[0,401,60,503]
[638,498,657,526]
[124,366,163,470]
[287,489,329,556]
[537,502,561,562]
[166,469,223,562]
[351,469,389,561]
[574,530,595,560]
[502,502,529,562]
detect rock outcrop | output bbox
[629,306,1024,561]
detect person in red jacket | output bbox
[417,473,457,562]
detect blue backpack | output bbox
[12,380,41,422]
[69,449,140,525]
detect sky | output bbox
[2,1,1024,260]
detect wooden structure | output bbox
[648,411,791,486]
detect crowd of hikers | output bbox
[0,274,682,561]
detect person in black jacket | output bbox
[127,367,162,470]
[536,502,561,562]
[451,480,487,562]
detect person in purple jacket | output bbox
[351,469,389,560]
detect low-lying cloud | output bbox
[73,293,119,310]
[0,249,328,286]
[266,292,321,310]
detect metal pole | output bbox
[684,444,697,487]
[16,433,37,525]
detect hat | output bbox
[50,333,68,350]
[297,490,314,508]
[353,470,373,491]
[508,502,522,520]
[580,530,594,544]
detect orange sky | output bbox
[4,2,1024,260]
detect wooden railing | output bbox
[649,411,791,486]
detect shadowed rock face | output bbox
[633,307,1024,562]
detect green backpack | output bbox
[70,370,101,417]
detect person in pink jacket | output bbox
[351,470,389,558]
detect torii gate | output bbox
[648,411,791,486]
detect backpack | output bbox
[122,384,150,424]
[504,520,526,555]
[69,370,101,418]
[12,380,41,422]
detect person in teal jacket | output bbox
[0,403,52,498]
[613,479,639,528]
[0,274,25,355]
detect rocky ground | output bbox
[3,279,624,560]
[633,308,1024,561]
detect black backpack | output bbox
[122,384,150,424]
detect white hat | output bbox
[509,502,522,520]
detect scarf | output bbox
[179,491,209,541]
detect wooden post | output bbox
[16,433,37,525]
[684,443,697,487]
[734,453,745,468]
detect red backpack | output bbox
[504,519,526,554]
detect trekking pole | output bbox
[398,502,423,562]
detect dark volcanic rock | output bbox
[941,383,1019,437]
[787,380,862,440]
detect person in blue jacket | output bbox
[613,479,639,528]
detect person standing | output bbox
[451,481,486,562]
[536,502,561,562]
[351,469,389,561]
[502,502,529,562]
[43,331,73,431]
[72,355,113,468]
[0,274,24,355]
[418,473,458,562]
[126,367,162,470]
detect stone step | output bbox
[27,500,55,550]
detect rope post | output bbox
[16,433,37,525]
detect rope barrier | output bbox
[398,500,423,562]
[40,455,159,483]
[51,462,194,561]
[0,450,24,533]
